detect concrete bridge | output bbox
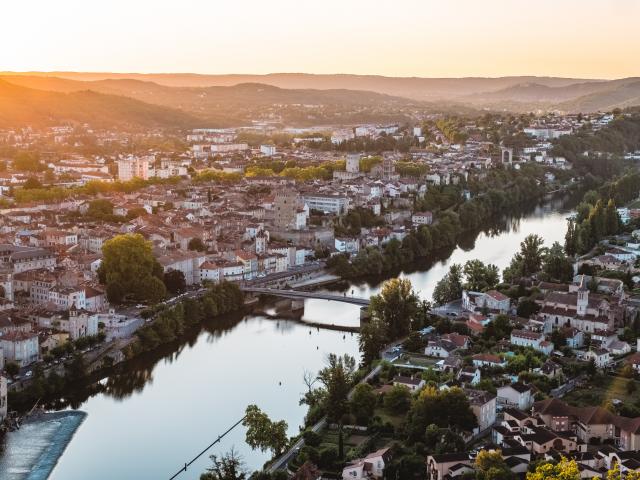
[241,287,371,306]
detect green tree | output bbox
[463,260,499,291]
[98,233,166,304]
[164,269,186,295]
[188,237,207,251]
[4,361,19,377]
[350,383,377,424]
[369,278,419,339]
[542,242,574,282]
[243,405,288,456]
[433,264,463,305]
[359,318,387,366]
[384,385,412,414]
[317,354,356,422]
[503,234,546,282]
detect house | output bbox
[514,425,583,455]
[497,382,534,411]
[533,398,640,450]
[426,452,472,480]
[465,389,497,433]
[342,448,391,479]
[579,348,612,368]
[411,211,433,226]
[335,237,360,254]
[625,352,640,374]
[472,353,506,369]
[457,367,481,386]
[425,339,458,358]
[392,375,425,393]
[462,290,510,314]
[510,329,554,355]
[0,331,39,367]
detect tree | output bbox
[463,260,499,291]
[350,383,377,424]
[200,448,247,480]
[503,234,546,282]
[526,457,580,480]
[243,405,288,456]
[98,233,166,304]
[405,387,477,442]
[164,269,187,295]
[13,151,44,172]
[188,237,207,252]
[433,264,463,305]
[542,242,574,282]
[317,354,356,422]
[4,361,19,377]
[359,318,387,366]
[475,450,514,480]
[23,177,42,189]
[369,278,419,339]
[384,385,412,414]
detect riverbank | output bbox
[0,411,86,480]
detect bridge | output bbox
[241,287,370,306]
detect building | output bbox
[342,448,391,479]
[274,189,299,229]
[392,375,425,393]
[412,211,433,226]
[533,398,640,451]
[0,331,39,367]
[260,144,276,156]
[463,290,510,314]
[0,245,56,273]
[510,329,554,355]
[346,153,361,173]
[157,251,207,286]
[466,388,497,433]
[117,155,150,181]
[302,194,349,215]
[497,383,534,411]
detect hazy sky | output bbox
[3,0,639,78]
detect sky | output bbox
[2,0,640,79]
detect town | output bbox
[0,101,639,480]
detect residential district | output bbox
[0,110,640,480]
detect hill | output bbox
[0,72,598,101]
[0,79,200,129]
[0,76,450,127]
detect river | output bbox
[1,193,577,480]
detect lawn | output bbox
[392,354,438,369]
[563,375,640,407]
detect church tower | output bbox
[577,275,589,316]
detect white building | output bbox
[117,155,150,181]
[497,383,533,411]
[0,331,39,367]
[412,211,433,226]
[260,144,277,156]
[510,329,553,355]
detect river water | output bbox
[2,194,577,480]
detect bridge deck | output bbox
[241,287,370,306]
